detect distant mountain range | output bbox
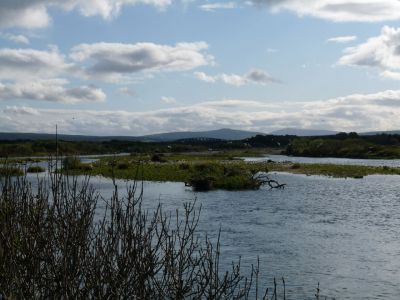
[141,128,263,141]
[0,128,399,142]
[0,128,262,142]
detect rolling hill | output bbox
[0,128,263,142]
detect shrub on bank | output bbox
[117,162,130,169]
[0,166,23,177]
[151,153,165,162]
[26,166,45,173]
[62,156,82,170]
[188,162,269,191]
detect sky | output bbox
[1,0,400,135]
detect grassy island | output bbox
[62,151,400,191]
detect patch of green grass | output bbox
[265,162,400,178]
[27,166,45,173]
[67,154,400,190]
[73,158,266,190]
[0,167,24,177]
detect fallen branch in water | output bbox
[254,173,286,189]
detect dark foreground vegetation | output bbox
[0,169,332,299]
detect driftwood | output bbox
[254,173,286,190]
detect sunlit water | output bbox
[244,154,400,168]
[19,165,400,300]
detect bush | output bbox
[179,162,190,170]
[151,153,165,162]
[117,162,130,169]
[218,175,261,190]
[79,164,93,171]
[194,163,214,172]
[189,177,215,191]
[26,166,45,173]
[62,156,82,170]
[0,167,24,177]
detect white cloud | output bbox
[118,87,136,97]
[71,42,213,82]
[2,90,400,135]
[338,26,400,80]
[0,46,107,103]
[0,0,172,29]
[194,69,280,86]
[0,79,106,103]
[0,47,72,80]
[251,0,400,22]
[326,35,357,43]
[3,106,40,116]
[0,33,30,44]
[0,42,212,83]
[0,41,212,106]
[199,2,238,12]
[380,70,400,81]
[0,3,50,29]
[161,96,177,104]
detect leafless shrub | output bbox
[0,162,332,299]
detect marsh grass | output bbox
[65,153,400,191]
[0,166,23,177]
[68,158,273,191]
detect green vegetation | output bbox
[0,158,42,165]
[64,152,400,190]
[267,162,400,178]
[0,133,292,158]
[63,156,83,170]
[3,132,400,185]
[62,151,275,191]
[63,156,93,171]
[0,138,263,157]
[0,166,23,177]
[3,132,400,160]
[26,166,45,173]
[285,132,400,159]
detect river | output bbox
[243,154,400,168]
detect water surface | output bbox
[22,170,400,299]
[244,154,400,168]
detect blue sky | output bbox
[1,0,400,135]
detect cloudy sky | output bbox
[1,0,400,135]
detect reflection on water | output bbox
[22,171,400,299]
